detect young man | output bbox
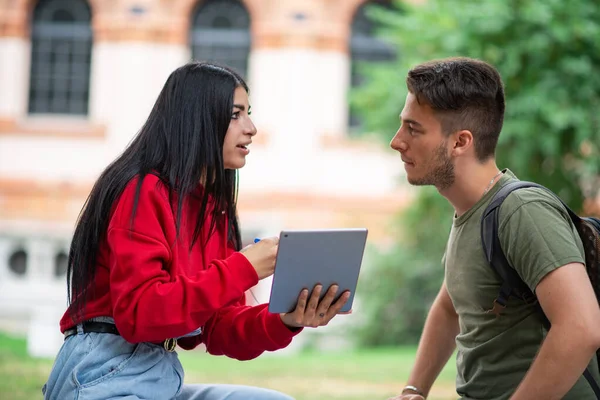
[387,57,600,400]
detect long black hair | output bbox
[67,61,246,321]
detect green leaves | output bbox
[353,0,600,346]
[353,0,600,209]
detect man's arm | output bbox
[510,262,600,400]
[390,280,459,399]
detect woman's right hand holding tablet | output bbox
[279,284,351,329]
[240,237,279,280]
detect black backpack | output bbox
[480,180,600,398]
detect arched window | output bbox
[190,0,251,78]
[54,250,68,278]
[28,0,92,116]
[8,248,28,277]
[349,0,397,131]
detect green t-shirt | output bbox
[444,169,598,400]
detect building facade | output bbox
[0,0,413,355]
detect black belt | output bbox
[64,321,177,352]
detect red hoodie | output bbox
[59,173,300,360]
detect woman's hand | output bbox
[280,284,352,329]
[239,237,278,280]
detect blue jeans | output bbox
[42,329,294,400]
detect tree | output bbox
[353,0,600,346]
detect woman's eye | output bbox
[232,112,240,119]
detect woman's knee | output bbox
[255,387,294,400]
[177,383,295,400]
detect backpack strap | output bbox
[481,180,587,304]
[480,180,600,399]
[480,180,543,305]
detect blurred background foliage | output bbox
[352,0,600,346]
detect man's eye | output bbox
[407,124,419,135]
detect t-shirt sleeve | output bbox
[497,190,585,292]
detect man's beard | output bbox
[407,141,455,190]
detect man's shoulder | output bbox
[498,181,567,222]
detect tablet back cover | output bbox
[268,228,368,314]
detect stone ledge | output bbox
[0,117,106,139]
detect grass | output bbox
[0,332,458,400]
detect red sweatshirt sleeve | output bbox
[200,296,302,360]
[106,176,259,343]
[180,245,302,358]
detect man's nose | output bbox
[390,132,407,152]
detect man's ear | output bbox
[451,130,474,156]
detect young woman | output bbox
[42,61,349,400]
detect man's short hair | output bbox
[406,57,505,161]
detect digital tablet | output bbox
[267,228,368,314]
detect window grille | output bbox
[349,1,397,131]
[190,0,251,78]
[28,0,93,116]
